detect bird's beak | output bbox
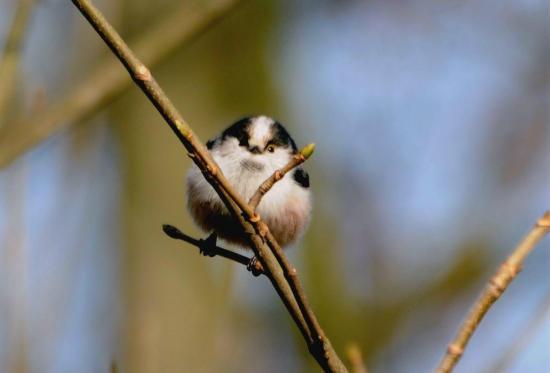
[248,146,262,154]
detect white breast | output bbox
[186,139,312,247]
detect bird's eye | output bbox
[266,144,276,153]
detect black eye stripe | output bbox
[218,117,253,148]
[239,136,249,147]
[266,139,286,148]
[219,116,299,153]
[271,121,297,151]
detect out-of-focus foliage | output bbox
[0,0,548,372]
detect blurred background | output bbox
[0,0,549,372]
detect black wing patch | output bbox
[293,168,310,188]
[271,121,298,151]
[222,117,251,147]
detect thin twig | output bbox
[436,211,550,373]
[68,1,347,371]
[0,0,243,167]
[248,143,315,210]
[0,0,35,126]
[246,144,332,353]
[162,224,264,276]
[244,142,336,362]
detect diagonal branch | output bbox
[436,211,550,373]
[248,143,315,210]
[68,0,347,371]
[0,0,243,167]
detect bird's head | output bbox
[207,116,298,172]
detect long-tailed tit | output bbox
[186,116,312,249]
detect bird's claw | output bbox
[199,232,217,257]
[247,256,264,277]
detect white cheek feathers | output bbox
[185,116,312,250]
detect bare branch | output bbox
[248,143,315,210]
[68,0,347,371]
[436,211,550,373]
[0,0,243,167]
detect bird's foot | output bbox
[247,256,264,277]
[198,232,218,257]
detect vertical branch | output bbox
[3,165,30,372]
[436,211,550,373]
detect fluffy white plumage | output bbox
[186,116,311,249]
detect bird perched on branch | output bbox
[187,115,312,249]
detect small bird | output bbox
[186,115,312,250]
